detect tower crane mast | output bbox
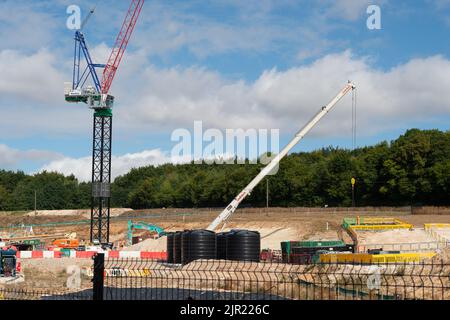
[207,82,356,231]
[65,1,145,244]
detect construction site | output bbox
[0,206,449,300]
[0,0,449,303]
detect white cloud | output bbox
[0,47,94,138]
[110,51,450,139]
[0,144,63,169]
[2,47,450,142]
[129,0,325,59]
[431,0,450,9]
[0,1,59,51]
[37,148,257,182]
[321,0,383,21]
[39,149,172,182]
[0,49,65,104]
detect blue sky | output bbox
[1,0,450,181]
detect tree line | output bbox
[1,129,449,211]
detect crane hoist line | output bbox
[64,0,145,244]
[207,81,357,231]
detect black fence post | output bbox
[93,253,105,300]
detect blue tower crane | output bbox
[64,2,145,244]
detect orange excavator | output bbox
[52,233,80,249]
[52,239,80,249]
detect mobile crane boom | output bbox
[207,81,356,231]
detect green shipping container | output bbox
[23,239,41,246]
[281,240,346,255]
[298,240,345,248]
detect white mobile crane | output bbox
[207,81,356,231]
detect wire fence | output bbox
[356,242,447,253]
[0,287,93,300]
[99,258,449,301]
[0,256,448,300]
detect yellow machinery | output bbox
[320,252,436,264]
[343,217,413,231]
[424,224,450,246]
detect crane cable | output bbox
[81,3,100,62]
[351,87,357,150]
[351,87,357,207]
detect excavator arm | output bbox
[127,221,165,245]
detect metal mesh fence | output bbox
[0,257,448,300]
[0,287,93,300]
[100,258,449,301]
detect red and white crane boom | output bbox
[100,0,145,106]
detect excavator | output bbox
[52,233,80,250]
[127,221,165,246]
[207,81,357,231]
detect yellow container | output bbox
[320,253,372,264]
[424,223,450,230]
[320,252,436,264]
[350,224,412,231]
[372,252,436,263]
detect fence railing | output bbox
[424,225,450,247]
[1,255,448,300]
[356,242,447,253]
[0,287,93,300]
[98,257,449,301]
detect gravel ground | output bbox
[434,228,450,240]
[5,258,94,291]
[356,229,436,244]
[123,236,167,251]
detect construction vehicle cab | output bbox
[0,248,17,277]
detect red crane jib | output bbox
[101,0,144,95]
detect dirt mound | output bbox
[10,258,93,291]
[430,248,450,263]
[357,229,436,244]
[25,208,133,219]
[122,236,167,252]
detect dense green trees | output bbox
[1,129,449,211]
[115,129,450,208]
[0,170,91,211]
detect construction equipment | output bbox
[0,248,17,277]
[52,232,80,249]
[127,221,165,246]
[64,1,145,244]
[319,252,436,264]
[52,238,80,250]
[281,241,354,264]
[207,82,356,231]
